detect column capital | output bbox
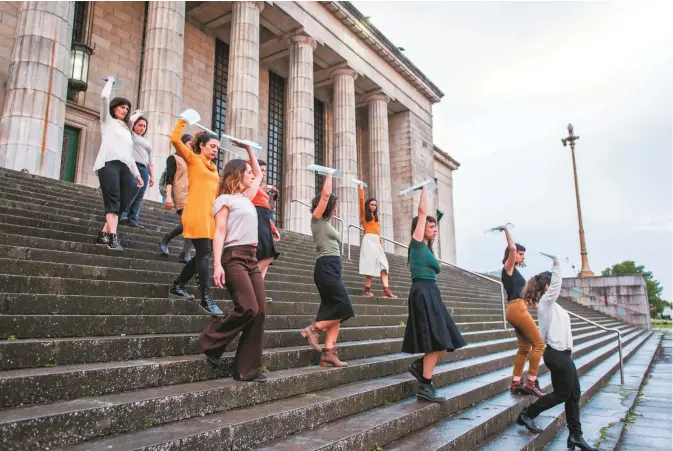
[237,1,265,12]
[288,33,317,50]
[364,91,390,105]
[330,67,358,81]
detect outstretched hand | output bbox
[213,264,226,288]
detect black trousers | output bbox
[97,160,138,214]
[176,238,211,288]
[527,347,582,435]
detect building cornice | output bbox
[433,144,460,171]
[324,1,444,104]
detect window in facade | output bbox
[71,2,88,45]
[212,39,230,172]
[266,71,286,227]
[314,98,325,196]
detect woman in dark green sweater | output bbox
[402,187,467,402]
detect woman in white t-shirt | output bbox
[200,144,269,382]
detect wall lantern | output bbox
[67,42,94,101]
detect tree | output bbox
[601,261,668,318]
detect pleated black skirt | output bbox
[314,256,354,323]
[255,206,280,262]
[402,279,467,354]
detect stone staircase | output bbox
[0,167,657,451]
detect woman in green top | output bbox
[300,173,354,368]
[402,187,467,402]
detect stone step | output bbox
[0,326,635,451]
[0,328,521,409]
[34,328,641,451]
[0,256,500,300]
[0,225,502,297]
[477,331,663,451]
[0,274,501,309]
[260,329,648,451]
[0,294,494,316]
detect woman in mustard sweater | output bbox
[358,183,397,299]
[167,119,223,315]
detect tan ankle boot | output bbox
[300,324,323,351]
[319,348,347,367]
[383,286,398,299]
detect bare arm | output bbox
[412,188,428,242]
[503,228,517,276]
[312,173,333,219]
[359,184,366,225]
[212,205,229,288]
[100,78,114,125]
[239,143,262,200]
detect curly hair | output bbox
[109,97,131,122]
[191,131,219,155]
[524,271,552,305]
[503,243,527,267]
[217,159,249,196]
[311,193,338,219]
[365,197,378,223]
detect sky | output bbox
[353,1,672,300]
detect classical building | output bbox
[0,1,459,262]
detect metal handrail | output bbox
[567,310,624,384]
[289,199,344,254]
[346,224,507,330]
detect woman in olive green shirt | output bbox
[300,173,354,368]
[402,187,467,402]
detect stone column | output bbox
[366,92,394,252]
[331,68,358,243]
[0,2,74,178]
[138,1,185,201]
[282,34,317,235]
[224,1,263,149]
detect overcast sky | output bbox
[353,1,672,300]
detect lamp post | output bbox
[562,123,594,278]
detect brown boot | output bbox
[300,324,323,351]
[320,348,347,367]
[364,286,374,297]
[510,378,524,394]
[523,378,545,397]
[382,286,398,299]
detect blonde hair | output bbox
[217,159,249,195]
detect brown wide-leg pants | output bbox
[200,245,266,380]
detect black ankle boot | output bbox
[408,358,424,382]
[517,408,543,433]
[169,280,193,299]
[178,252,190,264]
[107,233,123,251]
[417,381,446,402]
[198,281,223,315]
[97,231,110,245]
[567,434,598,451]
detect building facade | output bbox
[0,1,459,262]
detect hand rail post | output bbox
[567,310,624,384]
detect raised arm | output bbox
[212,205,229,288]
[312,173,333,219]
[503,228,517,276]
[170,119,196,165]
[239,144,262,200]
[100,78,114,125]
[359,184,366,225]
[540,259,562,305]
[412,187,428,242]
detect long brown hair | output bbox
[524,271,552,305]
[217,159,249,195]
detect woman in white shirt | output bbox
[516,257,598,451]
[93,77,144,251]
[121,111,154,229]
[200,145,269,383]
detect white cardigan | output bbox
[92,79,140,178]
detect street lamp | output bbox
[67,42,94,101]
[561,123,594,278]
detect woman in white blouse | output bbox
[93,77,144,251]
[516,257,598,451]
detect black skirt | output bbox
[402,279,467,354]
[255,206,280,262]
[314,256,354,322]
